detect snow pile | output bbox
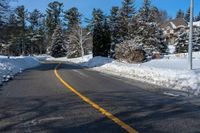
[34,54,51,61]
[46,53,200,95]
[51,53,200,95]
[0,56,40,84]
[47,55,92,63]
[168,45,176,54]
[81,56,200,95]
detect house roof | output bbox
[160,18,188,29]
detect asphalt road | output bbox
[0,62,200,133]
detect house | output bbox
[159,18,188,45]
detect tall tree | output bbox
[27,9,44,55]
[102,19,111,57]
[109,6,120,57]
[118,0,136,40]
[64,7,84,58]
[195,12,200,21]
[15,5,27,55]
[193,27,200,51]
[92,9,111,57]
[46,1,63,46]
[86,8,105,32]
[149,6,160,23]
[139,0,151,22]
[185,7,190,22]
[176,9,184,19]
[64,7,81,29]
[0,0,10,25]
[51,25,66,57]
[175,29,188,53]
[159,10,170,22]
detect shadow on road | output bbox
[0,95,125,133]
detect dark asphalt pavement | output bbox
[0,62,200,133]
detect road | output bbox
[0,62,200,133]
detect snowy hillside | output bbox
[0,56,40,85]
[48,52,200,96]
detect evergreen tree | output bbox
[93,19,111,57]
[64,7,81,29]
[149,6,160,23]
[102,19,111,57]
[118,0,136,40]
[159,10,170,22]
[109,6,120,57]
[134,21,166,55]
[51,25,66,57]
[27,9,44,55]
[139,0,151,22]
[15,5,27,55]
[195,12,200,21]
[193,27,200,51]
[185,7,190,22]
[156,28,167,53]
[175,29,188,53]
[176,9,184,19]
[86,8,105,32]
[0,0,10,26]
[7,13,21,55]
[46,1,63,46]
[64,7,83,58]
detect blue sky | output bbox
[11,0,200,20]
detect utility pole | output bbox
[188,0,194,70]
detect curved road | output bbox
[0,62,200,133]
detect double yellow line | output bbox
[54,63,138,133]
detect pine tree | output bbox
[102,19,111,57]
[193,27,200,51]
[46,1,63,46]
[133,21,166,55]
[51,25,66,57]
[93,19,111,57]
[149,6,161,23]
[159,10,170,23]
[118,0,136,40]
[7,13,21,55]
[27,9,44,55]
[175,29,188,53]
[139,0,151,22]
[156,28,167,53]
[64,7,81,29]
[15,5,27,55]
[86,8,105,32]
[0,0,10,26]
[176,9,184,19]
[109,6,120,57]
[64,7,83,58]
[93,22,104,57]
[185,8,190,22]
[195,12,200,21]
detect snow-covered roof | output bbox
[160,18,188,29]
[192,21,200,27]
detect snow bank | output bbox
[47,53,200,95]
[0,56,40,84]
[47,55,92,63]
[84,58,200,96]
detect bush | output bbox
[115,40,146,63]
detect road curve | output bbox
[0,62,200,133]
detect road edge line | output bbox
[54,63,138,133]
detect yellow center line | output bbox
[54,63,139,133]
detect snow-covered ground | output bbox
[0,56,40,85]
[47,52,200,96]
[47,55,92,63]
